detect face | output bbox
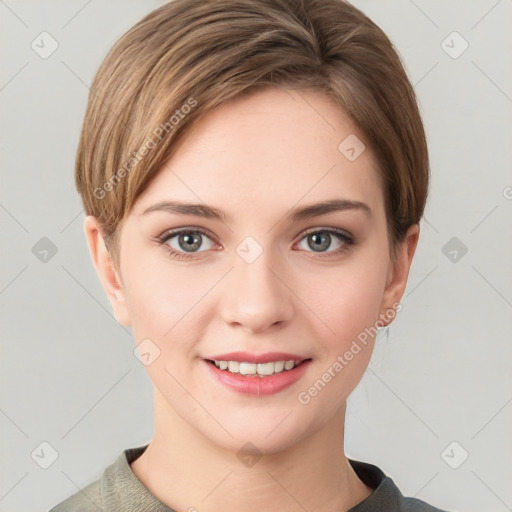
[86,87,417,454]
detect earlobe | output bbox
[83,216,131,326]
[378,224,420,326]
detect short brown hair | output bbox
[75,0,429,270]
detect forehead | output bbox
[133,87,384,220]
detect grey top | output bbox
[49,444,449,511]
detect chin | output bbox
[197,406,328,456]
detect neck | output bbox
[130,387,373,512]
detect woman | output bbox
[51,0,449,510]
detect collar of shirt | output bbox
[98,443,421,511]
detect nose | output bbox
[219,246,295,334]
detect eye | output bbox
[155,226,355,261]
[156,228,216,260]
[296,227,355,257]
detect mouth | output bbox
[205,358,311,377]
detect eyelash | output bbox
[155,227,355,261]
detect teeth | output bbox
[212,359,302,376]
[256,362,274,376]
[227,361,240,373]
[239,362,257,375]
[274,361,284,372]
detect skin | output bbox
[84,87,419,512]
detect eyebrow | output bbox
[141,198,372,222]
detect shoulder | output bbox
[48,479,103,512]
[48,445,150,512]
[348,458,451,512]
[400,496,450,511]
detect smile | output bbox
[208,359,304,377]
[204,356,312,396]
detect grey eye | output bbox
[166,231,214,253]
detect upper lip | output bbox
[206,351,310,364]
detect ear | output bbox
[378,224,420,326]
[83,215,131,326]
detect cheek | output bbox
[306,256,387,348]
[295,264,385,421]
[122,254,219,359]
[122,246,184,321]
[124,264,207,399]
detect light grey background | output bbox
[1,1,511,511]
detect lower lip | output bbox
[204,359,311,396]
